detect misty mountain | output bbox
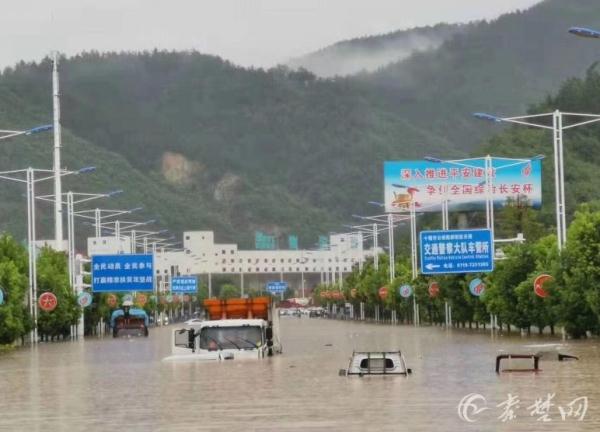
[287,23,468,78]
[362,0,600,151]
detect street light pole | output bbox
[26,168,38,343]
[473,110,600,250]
[0,166,93,343]
[387,213,395,283]
[52,52,64,251]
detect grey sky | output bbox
[1,0,542,69]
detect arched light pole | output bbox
[0,166,94,343]
[473,110,600,250]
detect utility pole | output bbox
[53,52,64,250]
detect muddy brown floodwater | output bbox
[1,318,600,431]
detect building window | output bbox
[222,259,226,264]
[256,267,260,272]
[305,267,308,271]
[248,259,251,263]
[272,259,276,263]
[312,259,316,263]
[328,258,332,262]
[343,258,347,262]
[289,267,292,271]
[264,268,268,272]
[222,250,226,255]
[280,258,284,263]
[230,259,234,263]
[231,268,235,272]
[201,236,204,240]
[185,235,190,240]
[296,267,299,271]
[288,259,292,263]
[264,259,268,263]
[102,240,107,245]
[296,258,300,263]
[248,268,252,272]
[231,250,234,254]
[92,240,97,245]
[239,259,243,263]
[222,268,226,272]
[272,267,276,271]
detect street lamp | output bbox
[0,166,94,343]
[36,189,122,289]
[353,212,409,283]
[76,206,143,237]
[473,110,600,250]
[0,124,53,141]
[424,155,544,243]
[568,27,600,39]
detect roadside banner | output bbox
[384,159,541,213]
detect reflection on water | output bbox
[1,318,599,431]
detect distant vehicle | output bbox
[339,351,412,376]
[111,302,149,337]
[308,307,326,318]
[184,318,203,326]
[164,297,282,362]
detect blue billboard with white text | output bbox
[420,229,493,275]
[171,276,198,293]
[92,254,154,292]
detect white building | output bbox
[88,230,367,296]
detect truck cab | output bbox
[167,297,281,361]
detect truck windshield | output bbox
[199,326,262,350]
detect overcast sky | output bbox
[1,0,542,69]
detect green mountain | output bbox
[1,0,600,249]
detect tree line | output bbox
[317,203,600,338]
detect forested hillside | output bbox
[1,0,600,248]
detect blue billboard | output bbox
[171,276,198,293]
[420,229,494,275]
[92,254,154,292]
[266,281,288,294]
[384,158,542,213]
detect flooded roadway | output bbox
[1,318,600,431]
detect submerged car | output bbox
[339,351,412,376]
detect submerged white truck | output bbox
[164,297,282,361]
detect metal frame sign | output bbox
[92,254,154,292]
[384,159,541,213]
[420,229,493,274]
[171,276,198,293]
[266,281,288,294]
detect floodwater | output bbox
[1,319,600,432]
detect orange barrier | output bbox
[203,297,270,320]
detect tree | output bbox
[36,248,79,339]
[0,234,29,345]
[558,205,600,337]
[219,283,241,299]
